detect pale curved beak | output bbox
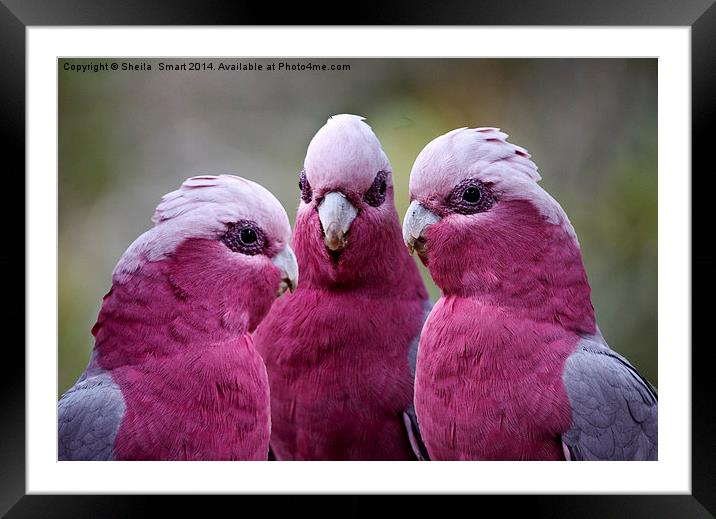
[402,200,441,255]
[318,191,358,252]
[271,245,299,296]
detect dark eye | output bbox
[240,227,257,245]
[364,170,389,207]
[462,187,481,204]
[447,179,495,215]
[221,220,266,255]
[299,170,312,203]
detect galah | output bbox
[403,128,657,460]
[254,114,430,460]
[58,175,298,460]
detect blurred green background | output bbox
[59,58,657,395]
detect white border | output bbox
[28,27,691,494]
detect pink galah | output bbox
[254,114,430,460]
[58,175,298,460]
[404,128,657,460]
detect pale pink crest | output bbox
[410,127,574,235]
[303,114,391,195]
[114,175,291,280]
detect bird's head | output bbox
[114,175,298,332]
[403,128,585,300]
[294,114,403,286]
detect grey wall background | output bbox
[59,58,657,395]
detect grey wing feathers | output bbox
[403,407,430,460]
[562,335,657,461]
[405,298,433,460]
[408,298,433,379]
[58,371,126,460]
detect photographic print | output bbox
[0,0,704,507]
[57,57,658,462]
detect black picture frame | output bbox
[2,1,711,516]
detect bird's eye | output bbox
[462,187,481,204]
[221,220,266,255]
[447,179,495,215]
[240,227,257,245]
[364,170,389,207]
[299,170,312,203]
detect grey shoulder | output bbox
[403,407,430,460]
[408,297,434,379]
[404,298,433,460]
[562,334,658,461]
[58,370,126,461]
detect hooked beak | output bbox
[271,245,299,296]
[402,201,441,255]
[317,191,358,252]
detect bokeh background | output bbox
[59,58,657,395]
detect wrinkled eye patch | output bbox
[446,179,496,215]
[299,169,312,203]
[221,220,268,256]
[364,170,389,207]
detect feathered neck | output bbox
[292,203,426,296]
[93,238,279,369]
[428,200,596,335]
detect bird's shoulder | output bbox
[58,370,126,460]
[562,334,658,460]
[408,297,433,376]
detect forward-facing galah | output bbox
[58,175,298,460]
[403,128,657,460]
[253,114,430,460]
